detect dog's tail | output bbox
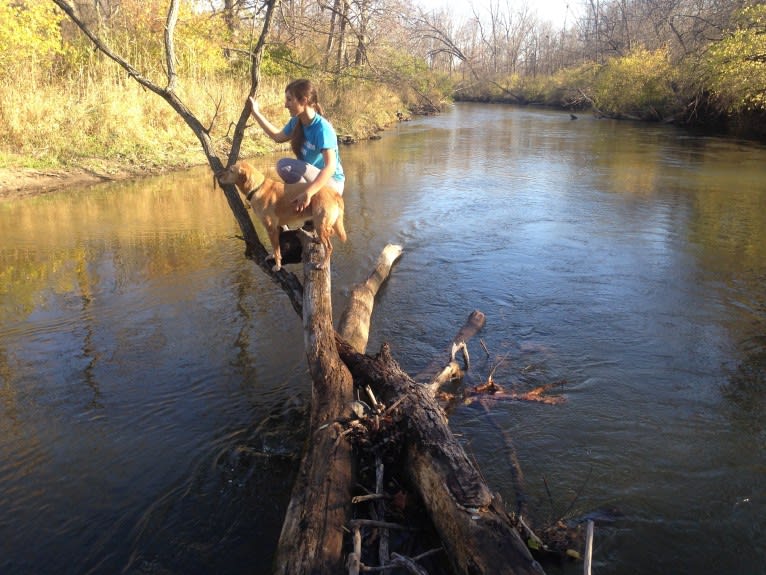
[334,200,347,242]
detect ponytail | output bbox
[290,122,304,159]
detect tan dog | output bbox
[217,161,346,271]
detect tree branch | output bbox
[164,0,179,92]
[51,0,295,284]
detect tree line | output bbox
[2,0,765,140]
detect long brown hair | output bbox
[286,78,324,159]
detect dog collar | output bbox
[246,180,264,202]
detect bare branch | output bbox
[229,0,279,164]
[51,0,212,161]
[164,0,179,92]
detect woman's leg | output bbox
[277,158,344,195]
[277,158,315,183]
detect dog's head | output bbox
[216,161,265,194]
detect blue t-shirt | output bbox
[283,114,345,183]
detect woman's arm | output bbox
[248,97,290,144]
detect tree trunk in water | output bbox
[273,238,354,574]
[415,309,485,391]
[274,234,544,574]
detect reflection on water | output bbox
[1,104,765,574]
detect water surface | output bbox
[1,104,765,574]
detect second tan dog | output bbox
[217,161,346,271]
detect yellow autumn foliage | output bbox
[0,1,66,77]
[704,4,766,112]
[592,47,677,117]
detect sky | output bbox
[415,0,580,29]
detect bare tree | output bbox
[322,0,342,69]
[336,0,349,70]
[352,0,370,66]
[572,0,747,64]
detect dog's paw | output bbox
[266,254,281,271]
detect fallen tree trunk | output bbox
[271,237,545,573]
[337,338,545,575]
[273,236,355,574]
[338,244,404,354]
[273,242,405,573]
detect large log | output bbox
[273,237,354,574]
[273,242,404,574]
[338,244,403,354]
[337,339,545,575]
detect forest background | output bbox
[1,0,765,192]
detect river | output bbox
[1,103,764,574]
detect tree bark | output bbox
[273,237,354,574]
[274,240,405,573]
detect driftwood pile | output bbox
[268,236,568,575]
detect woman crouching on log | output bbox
[247,78,345,213]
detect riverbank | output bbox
[0,162,205,201]
[0,73,412,204]
[0,115,413,202]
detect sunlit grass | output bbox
[0,65,404,172]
